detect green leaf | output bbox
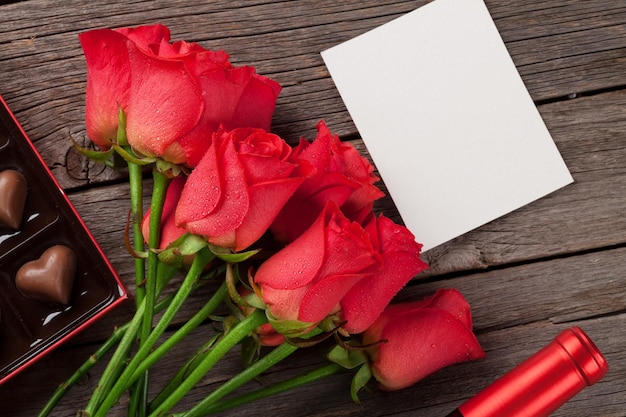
[70,134,115,164]
[112,144,156,166]
[327,345,368,369]
[157,233,209,264]
[209,244,260,263]
[240,335,262,367]
[224,263,266,310]
[156,158,184,176]
[350,363,372,404]
[242,292,265,310]
[285,331,333,348]
[176,234,210,256]
[265,311,316,337]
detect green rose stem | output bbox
[126,159,146,304]
[176,363,346,416]
[116,114,146,307]
[140,169,170,349]
[82,295,148,414]
[39,322,129,417]
[132,282,228,385]
[143,168,170,323]
[130,168,169,416]
[81,259,180,415]
[37,290,177,417]
[176,329,327,417]
[105,281,227,413]
[148,309,268,417]
[126,157,148,417]
[148,334,220,410]
[92,247,217,417]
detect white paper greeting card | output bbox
[321,0,573,251]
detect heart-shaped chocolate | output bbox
[0,169,28,230]
[15,245,77,305]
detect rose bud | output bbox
[254,202,383,335]
[79,24,169,149]
[271,121,385,243]
[255,204,426,336]
[363,289,485,391]
[175,128,311,252]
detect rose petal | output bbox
[193,138,249,238]
[233,177,305,251]
[197,66,255,129]
[271,174,358,243]
[125,42,204,158]
[299,273,367,324]
[341,217,428,333]
[228,70,282,132]
[255,210,326,289]
[419,288,474,331]
[79,29,132,149]
[117,24,171,51]
[315,204,380,279]
[341,252,427,334]
[176,142,221,228]
[366,307,484,391]
[260,285,310,322]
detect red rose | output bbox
[339,213,428,334]
[270,121,384,243]
[254,202,382,330]
[363,289,485,391]
[79,24,281,166]
[175,128,310,251]
[142,176,187,249]
[255,204,426,335]
[79,24,169,150]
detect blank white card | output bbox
[321,0,573,251]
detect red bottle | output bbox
[446,327,608,417]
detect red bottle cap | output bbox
[456,327,608,417]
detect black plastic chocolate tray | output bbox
[0,96,127,383]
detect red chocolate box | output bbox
[0,95,127,384]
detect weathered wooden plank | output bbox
[0,244,626,417]
[0,3,622,417]
[61,183,626,356]
[0,0,623,188]
[404,245,626,331]
[4,176,623,414]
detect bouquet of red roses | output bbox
[40,24,484,417]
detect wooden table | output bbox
[0,0,625,416]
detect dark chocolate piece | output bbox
[0,99,126,384]
[15,245,77,305]
[0,169,27,230]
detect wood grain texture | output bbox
[0,0,623,186]
[0,1,624,416]
[3,248,625,416]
